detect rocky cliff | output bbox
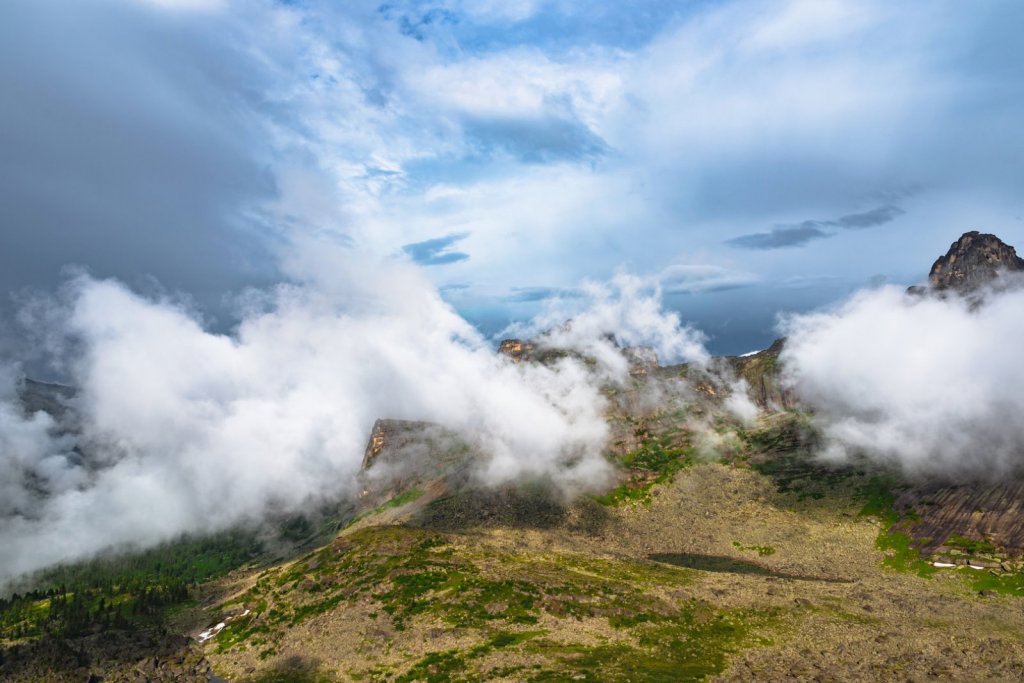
[927,230,1024,292]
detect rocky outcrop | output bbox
[357,419,476,511]
[497,339,535,362]
[927,231,1024,293]
[898,481,1024,557]
[726,339,795,410]
[623,346,659,377]
[16,378,75,421]
[360,419,444,471]
[0,629,212,683]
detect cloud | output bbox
[0,256,720,583]
[0,0,287,315]
[726,224,833,250]
[834,205,906,229]
[5,0,1024,354]
[658,264,759,293]
[401,232,471,265]
[779,280,1024,478]
[726,205,905,250]
[506,272,710,377]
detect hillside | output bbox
[3,232,1024,681]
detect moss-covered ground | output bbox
[211,525,777,682]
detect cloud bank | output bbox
[0,260,709,584]
[780,281,1024,478]
[505,272,710,379]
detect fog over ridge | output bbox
[780,278,1024,478]
[0,254,709,584]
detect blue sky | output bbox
[2,0,1024,353]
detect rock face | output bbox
[890,231,1024,557]
[497,339,534,362]
[726,339,795,410]
[17,378,75,420]
[897,481,1024,557]
[623,346,659,377]
[357,419,476,511]
[927,231,1024,293]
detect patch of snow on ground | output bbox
[197,622,226,643]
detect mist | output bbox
[505,271,710,377]
[0,254,709,584]
[780,280,1024,478]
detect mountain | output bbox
[4,234,1024,681]
[928,230,1024,292]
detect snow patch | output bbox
[197,622,225,643]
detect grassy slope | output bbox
[196,413,1024,682]
[7,405,1024,681]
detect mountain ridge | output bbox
[5,231,1024,681]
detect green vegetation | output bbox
[945,535,998,556]
[384,488,425,509]
[852,477,936,578]
[218,526,777,681]
[595,434,695,506]
[746,436,940,580]
[387,631,541,683]
[969,570,1024,596]
[523,604,769,683]
[344,488,427,529]
[732,541,776,557]
[749,450,862,501]
[874,528,937,578]
[242,661,336,683]
[739,412,807,455]
[932,536,1024,597]
[0,530,260,641]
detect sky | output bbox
[2,0,1024,355]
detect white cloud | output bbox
[780,281,1024,477]
[723,379,759,424]
[0,250,717,582]
[508,271,710,376]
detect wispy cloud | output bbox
[726,223,833,250]
[658,264,759,293]
[834,205,905,229]
[726,205,905,250]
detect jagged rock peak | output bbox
[928,231,1024,292]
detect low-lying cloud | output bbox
[780,281,1024,478]
[0,259,709,584]
[505,272,710,379]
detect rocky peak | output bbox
[927,231,1024,293]
[498,338,535,362]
